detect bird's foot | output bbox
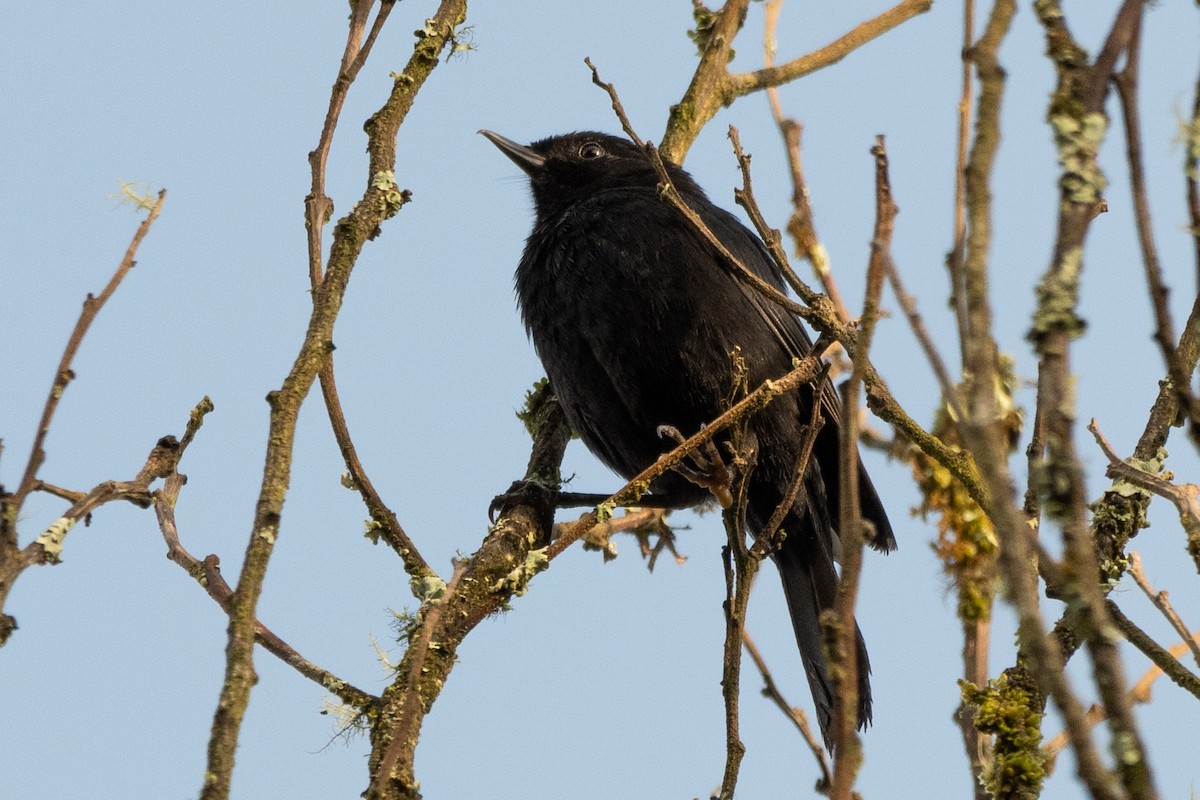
[489,480,558,546]
[657,424,734,509]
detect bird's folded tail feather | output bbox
[773,521,873,749]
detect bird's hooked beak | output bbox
[479,130,545,175]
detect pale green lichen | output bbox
[1058,373,1078,422]
[109,180,158,211]
[1181,112,1200,182]
[1107,447,1168,499]
[36,517,75,564]
[596,500,616,524]
[363,518,383,544]
[811,243,831,277]
[1029,246,1086,342]
[686,4,719,57]
[449,24,476,59]
[371,170,408,219]
[1127,446,1168,475]
[257,523,277,544]
[339,472,358,490]
[492,547,548,597]
[390,608,420,645]
[515,377,552,437]
[413,575,448,604]
[1033,0,1063,22]
[1111,730,1142,766]
[1051,111,1108,205]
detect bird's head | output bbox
[480,130,701,218]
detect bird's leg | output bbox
[657,424,735,509]
[488,480,558,546]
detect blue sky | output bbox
[3,2,1199,798]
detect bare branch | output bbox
[828,136,894,799]
[742,630,831,789]
[732,0,933,94]
[1043,627,1200,770]
[762,3,851,325]
[298,0,431,584]
[1126,553,1200,669]
[149,399,375,710]
[661,0,931,163]
[1105,602,1200,703]
[885,257,967,422]
[0,191,166,646]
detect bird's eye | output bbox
[578,142,605,160]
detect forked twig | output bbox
[0,190,166,646]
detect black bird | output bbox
[482,129,895,743]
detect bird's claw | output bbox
[489,480,559,546]
[657,424,734,509]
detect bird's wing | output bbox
[690,201,843,424]
[692,199,897,553]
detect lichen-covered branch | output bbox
[364,381,570,800]
[1015,3,1158,799]
[200,4,468,799]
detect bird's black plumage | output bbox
[482,129,896,743]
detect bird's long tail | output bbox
[772,521,873,748]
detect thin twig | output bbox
[11,190,166,509]
[301,0,430,583]
[150,399,375,710]
[1105,602,1200,702]
[1112,12,1196,441]
[546,335,834,562]
[884,256,967,422]
[947,0,975,361]
[552,507,683,567]
[756,373,826,552]
[0,191,166,646]
[828,136,894,800]
[661,0,933,162]
[762,2,851,325]
[714,431,757,800]
[319,367,432,582]
[306,0,396,286]
[742,630,832,789]
[1127,552,1200,669]
[1043,627,1200,769]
